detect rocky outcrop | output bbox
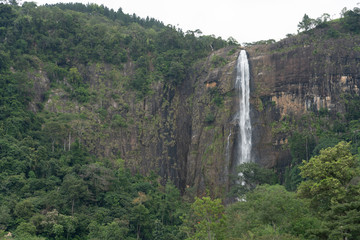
[248,33,360,169]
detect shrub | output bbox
[205,112,215,124]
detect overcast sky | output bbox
[33,0,359,44]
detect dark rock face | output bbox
[248,34,360,170]
[36,46,240,196]
[185,47,240,196]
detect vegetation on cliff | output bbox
[1,1,360,239]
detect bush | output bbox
[72,86,90,103]
[210,55,227,68]
[209,87,223,107]
[205,112,215,124]
[326,28,340,38]
[112,114,127,128]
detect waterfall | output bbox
[225,129,232,179]
[235,50,252,166]
[226,129,232,163]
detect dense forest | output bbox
[0,1,360,239]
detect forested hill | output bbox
[0,0,233,187]
[0,2,234,239]
[0,1,231,70]
[1,1,360,239]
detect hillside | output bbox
[0,1,233,189]
[1,2,360,239]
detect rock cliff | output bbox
[34,30,360,196]
[248,32,360,171]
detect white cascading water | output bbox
[235,50,252,167]
[224,129,232,179]
[226,129,232,162]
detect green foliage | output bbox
[0,56,186,239]
[284,165,302,192]
[210,55,227,68]
[324,197,360,240]
[229,162,278,197]
[68,67,83,87]
[111,114,128,128]
[289,131,316,163]
[44,63,67,84]
[312,136,340,156]
[296,7,360,36]
[208,87,223,107]
[0,3,16,27]
[0,205,12,230]
[343,94,360,121]
[284,131,316,191]
[226,185,321,239]
[14,222,37,238]
[298,141,359,212]
[204,112,215,124]
[0,50,10,73]
[226,37,239,46]
[342,7,360,34]
[0,1,229,98]
[313,13,331,28]
[318,107,329,117]
[129,66,152,99]
[72,86,90,103]
[326,27,340,38]
[284,91,360,192]
[297,13,332,33]
[297,141,360,239]
[14,199,35,220]
[88,219,129,240]
[244,39,276,46]
[66,67,91,103]
[182,196,226,240]
[227,47,237,56]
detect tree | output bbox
[60,174,90,215]
[341,7,348,18]
[182,196,226,240]
[297,14,314,32]
[14,199,35,220]
[88,219,129,240]
[229,162,278,198]
[324,197,360,240]
[0,205,12,230]
[226,36,238,45]
[342,7,360,33]
[313,13,331,28]
[131,203,150,240]
[0,50,10,73]
[0,3,16,29]
[42,121,67,153]
[68,67,83,87]
[297,141,359,212]
[39,209,78,239]
[226,185,321,239]
[14,222,37,238]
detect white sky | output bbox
[33,0,359,44]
